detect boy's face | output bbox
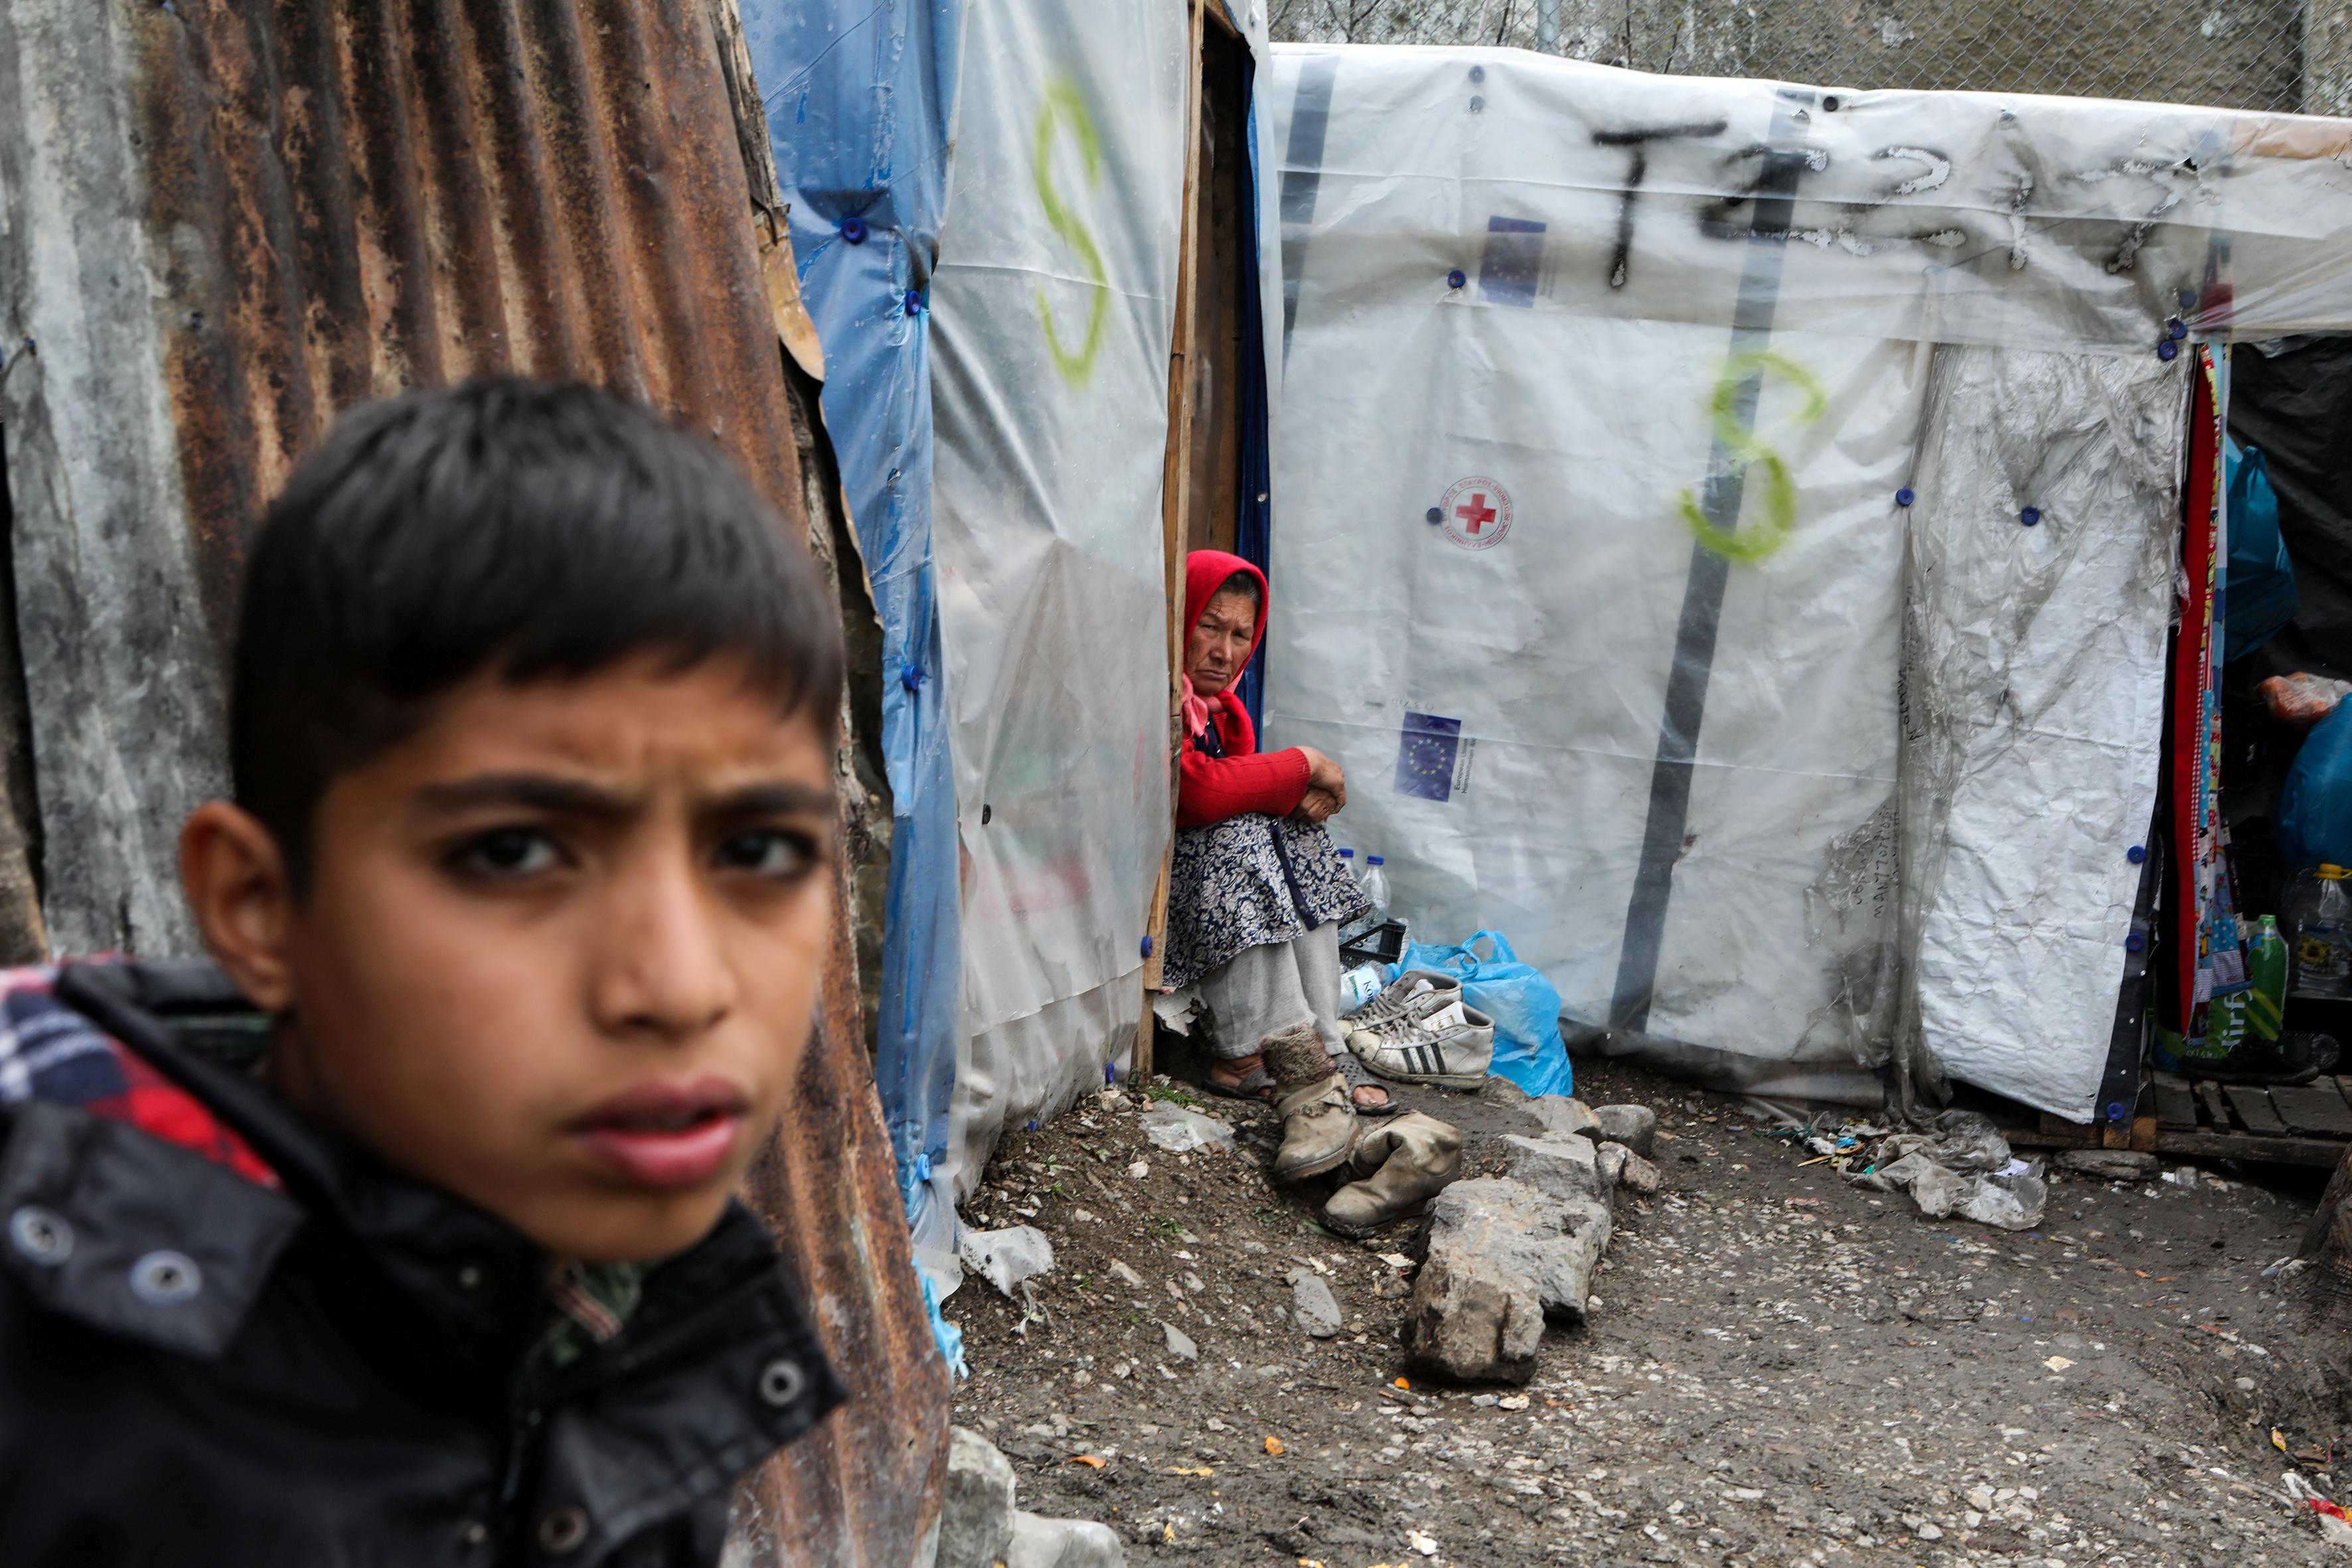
[183,654,836,1263]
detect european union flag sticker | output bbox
[1395,713,1462,802]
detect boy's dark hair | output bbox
[234,378,844,888]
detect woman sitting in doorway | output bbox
[1161,551,1395,1183]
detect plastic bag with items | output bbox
[1388,929,1575,1098]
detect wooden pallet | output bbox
[2138,1071,2352,1168]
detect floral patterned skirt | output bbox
[1162,812,1371,991]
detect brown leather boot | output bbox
[1261,1025,1356,1183]
[1324,1113,1463,1237]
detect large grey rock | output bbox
[939,1427,1016,1568]
[1589,1103,1658,1158]
[1405,1247,1543,1384]
[1432,1178,1610,1323]
[1500,1133,1610,1209]
[1616,1149,1662,1196]
[1008,1512,1127,1568]
[1526,1095,1601,1139]
[1289,1271,1344,1337]
[2056,1148,2161,1181]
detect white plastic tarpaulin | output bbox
[929,0,1192,1188]
[1263,46,2352,1119]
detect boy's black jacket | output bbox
[0,961,844,1567]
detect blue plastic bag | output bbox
[1387,929,1575,1097]
[2281,704,2352,871]
[2225,439,2296,663]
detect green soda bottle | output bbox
[2248,914,2289,1044]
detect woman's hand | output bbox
[1296,746,1347,810]
[1295,787,1342,824]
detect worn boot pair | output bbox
[1324,1113,1462,1238]
[1261,1026,1356,1182]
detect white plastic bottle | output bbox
[2292,864,2352,1000]
[1359,855,1391,927]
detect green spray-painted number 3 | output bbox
[1677,351,1828,562]
[1034,78,1109,384]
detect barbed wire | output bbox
[1269,0,2327,116]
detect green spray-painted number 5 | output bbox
[1677,351,1828,562]
[1034,78,1109,384]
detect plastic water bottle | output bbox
[2291,866,2352,1000]
[1359,855,1391,926]
[1340,963,1386,1014]
[2248,914,2289,1043]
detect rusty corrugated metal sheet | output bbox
[0,1,947,1561]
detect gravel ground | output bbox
[946,1056,2352,1566]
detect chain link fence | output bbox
[1269,0,2345,115]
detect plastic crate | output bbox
[1340,919,1407,972]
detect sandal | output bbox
[1203,1055,1277,1102]
[1334,1048,1400,1116]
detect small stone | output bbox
[1589,1104,1658,1158]
[1126,1160,1148,1179]
[1526,1096,1601,1140]
[1162,1321,1198,1362]
[1108,1259,1145,1289]
[1917,1522,1944,1541]
[1289,1271,1345,1338]
[1477,1076,1533,1107]
[1616,1151,1662,1196]
[1968,1486,1995,1512]
[1006,1510,1127,1568]
[2055,1148,2161,1181]
[2234,1375,2256,1391]
[939,1428,1016,1568]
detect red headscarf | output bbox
[1181,550,1269,740]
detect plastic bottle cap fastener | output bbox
[2107,1101,2127,1121]
[2168,319,2188,341]
[2126,933,2146,951]
[2128,845,2148,864]
[2180,288,2198,309]
[2021,508,2041,526]
[1447,270,1466,289]
[1895,488,1915,507]
[1425,507,1444,523]
[903,290,923,313]
[2159,339,2179,361]
[1140,935,1154,959]
[1468,64,1485,81]
[840,215,869,244]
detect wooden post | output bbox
[1137,0,1210,1081]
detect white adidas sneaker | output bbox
[1342,968,1462,1028]
[1347,993,1495,1089]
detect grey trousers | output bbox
[1196,922,1348,1061]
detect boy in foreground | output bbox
[0,380,850,1565]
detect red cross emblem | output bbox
[1437,477,1512,551]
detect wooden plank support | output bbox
[2152,1129,2349,1168]
[2196,1077,2233,1131]
[2223,1083,2292,1136]
[2151,1071,2199,1130]
[1137,0,1212,1081]
[2272,1082,2352,1137]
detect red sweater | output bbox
[1176,550,1312,828]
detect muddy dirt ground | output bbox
[945,1054,2352,1566]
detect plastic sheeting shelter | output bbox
[747,0,1286,1301]
[1261,46,2352,1123]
